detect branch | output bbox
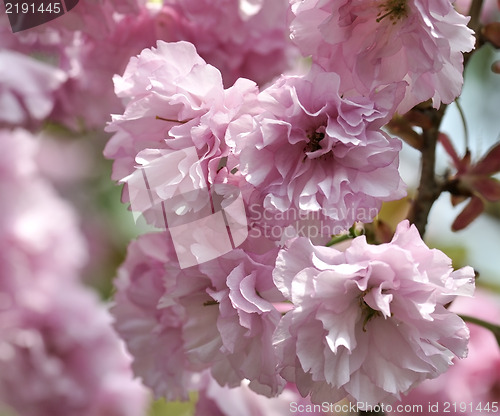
[468,0,485,34]
[464,0,485,66]
[407,106,446,236]
[406,0,485,236]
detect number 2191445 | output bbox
[5,2,61,13]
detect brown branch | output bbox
[464,0,485,66]
[407,105,446,236]
[406,0,485,236]
[468,0,485,34]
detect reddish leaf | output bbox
[438,133,467,172]
[451,194,468,206]
[471,142,500,175]
[470,177,500,202]
[452,196,484,231]
[492,61,500,74]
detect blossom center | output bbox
[305,130,325,153]
[376,0,408,23]
[303,128,334,162]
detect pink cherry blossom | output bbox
[111,232,204,400]
[194,373,328,416]
[198,246,285,397]
[111,232,285,400]
[156,0,295,87]
[238,65,406,236]
[0,277,149,416]
[289,0,475,113]
[272,220,475,405]
[0,50,66,128]
[105,40,260,228]
[390,290,500,416]
[0,3,157,131]
[105,40,258,179]
[0,129,87,286]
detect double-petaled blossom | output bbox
[289,0,475,113]
[272,220,475,405]
[391,291,500,416]
[111,232,285,400]
[105,41,260,227]
[237,65,406,236]
[111,232,202,400]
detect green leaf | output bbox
[149,394,198,416]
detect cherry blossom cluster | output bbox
[105,0,479,409]
[3,0,497,413]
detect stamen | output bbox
[304,131,325,153]
[156,115,191,124]
[376,0,408,23]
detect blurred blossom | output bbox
[0,129,87,285]
[0,128,149,415]
[194,373,328,416]
[0,1,157,130]
[156,0,296,87]
[1,0,294,131]
[0,50,66,128]
[455,0,500,24]
[0,278,150,416]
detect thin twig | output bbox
[454,98,469,151]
